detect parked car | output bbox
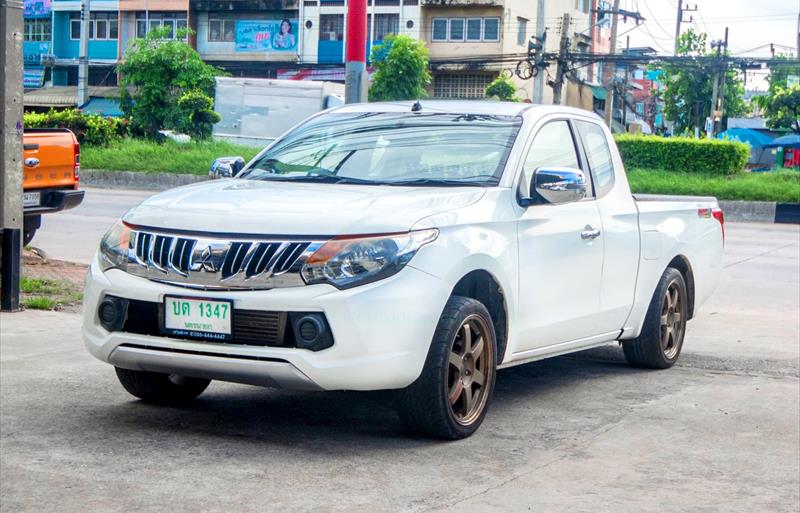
[21,128,85,246]
[83,101,724,439]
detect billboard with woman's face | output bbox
[235,19,298,52]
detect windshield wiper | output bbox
[385,177,498,187]
[258,175,380,185]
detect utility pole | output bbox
[1,0,24,311]
[76,0,90,107]
[674,2,697,55]
[622,35,629,129]
[552,13,570,105]
[534,0,546,103]
[603,0,620,126]
[344,0,367,104]
[716,27,729,134]
[708,28,727,138]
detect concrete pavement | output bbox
[2,223,798,513]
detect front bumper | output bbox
[83,254,451,391]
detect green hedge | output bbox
[615,134,750,175]
[24,109,129,146]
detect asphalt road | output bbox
[3,197,799,512]
[31,186,154,264]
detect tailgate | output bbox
[23,130,77,190]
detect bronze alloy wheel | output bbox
[660,281,685,359]
[446,314,495,426]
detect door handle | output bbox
[581,226,601,240]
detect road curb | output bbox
[81,170,799,224]
[81,169,206,190]
[719,201,800,224]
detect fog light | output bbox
[98,296,129,332]
[289,313,333,351]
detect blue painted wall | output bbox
[317,40,382,64]
[52,11,118,60]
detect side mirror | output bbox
[209,156,246,180]
[527,168,589,205]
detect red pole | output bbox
[344,0,368,103]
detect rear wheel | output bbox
[115,367,210,404]
[623,267,688,369]
[395,296,497,439]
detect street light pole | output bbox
[1,0,25,312]
[344,0,367,104]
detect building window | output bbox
[517,17,528,47]
[575,0,590,13]
[431,18,447,41]
[483,17,499,41]
[207,16,234,42]
[24,18,51,42]
[135,12,188,40]
[319,14,344,41]
[466,18,481,41]
[449,18,464,41]
[432,17,499,42]
[70,12,118,41]
[368,13,399,41]
[434,73,496,99]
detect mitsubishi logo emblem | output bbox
[197,245,218,272]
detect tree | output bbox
[117,27,225,137]
[754,55,800,132]
[369,35,431,101]
[762,86,800,133]
[485,74,519,102]
[658,29,747,134]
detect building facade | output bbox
[51,0,120,85]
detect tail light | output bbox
[712,207,724,244]
[73,140,80,189]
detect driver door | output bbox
[514,119,606,353]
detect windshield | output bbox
[238,112,522,186]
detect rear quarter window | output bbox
[575,121,615,198]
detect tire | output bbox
[395,296,497,439]
[115,367,210,404]
[623,267,688,369]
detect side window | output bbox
[575,121,615,198]
[521,120,589,198]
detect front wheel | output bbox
[623,267,688,369]
[115,367,210,404]
[395,296,497,439]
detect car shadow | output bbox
[82,346,643,449]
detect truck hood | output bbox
[123,178,486,236]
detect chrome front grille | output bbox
[125,229,324,290]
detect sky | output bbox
[618,0,800,90]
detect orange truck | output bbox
[21,129,85,246]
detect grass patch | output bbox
[628,168,800,203]
[82,138,261,175]
[19,277,83,311]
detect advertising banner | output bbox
[235,19,298,53]
[23,41,50,65]
[23,0,51,17]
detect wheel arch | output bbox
[666,254,696,320]
[450,269,509,364]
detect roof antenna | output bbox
[411,100,422,112]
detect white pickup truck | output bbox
[84,101,724,439]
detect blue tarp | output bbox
[764,133,800,148]
[717,128,776,148]
[80,97,123,117]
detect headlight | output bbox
[300,229,438,289]
[99,220,132,271]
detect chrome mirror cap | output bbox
[209,156,246,180]
[531,168,589,205]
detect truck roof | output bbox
[334,100,603,121]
